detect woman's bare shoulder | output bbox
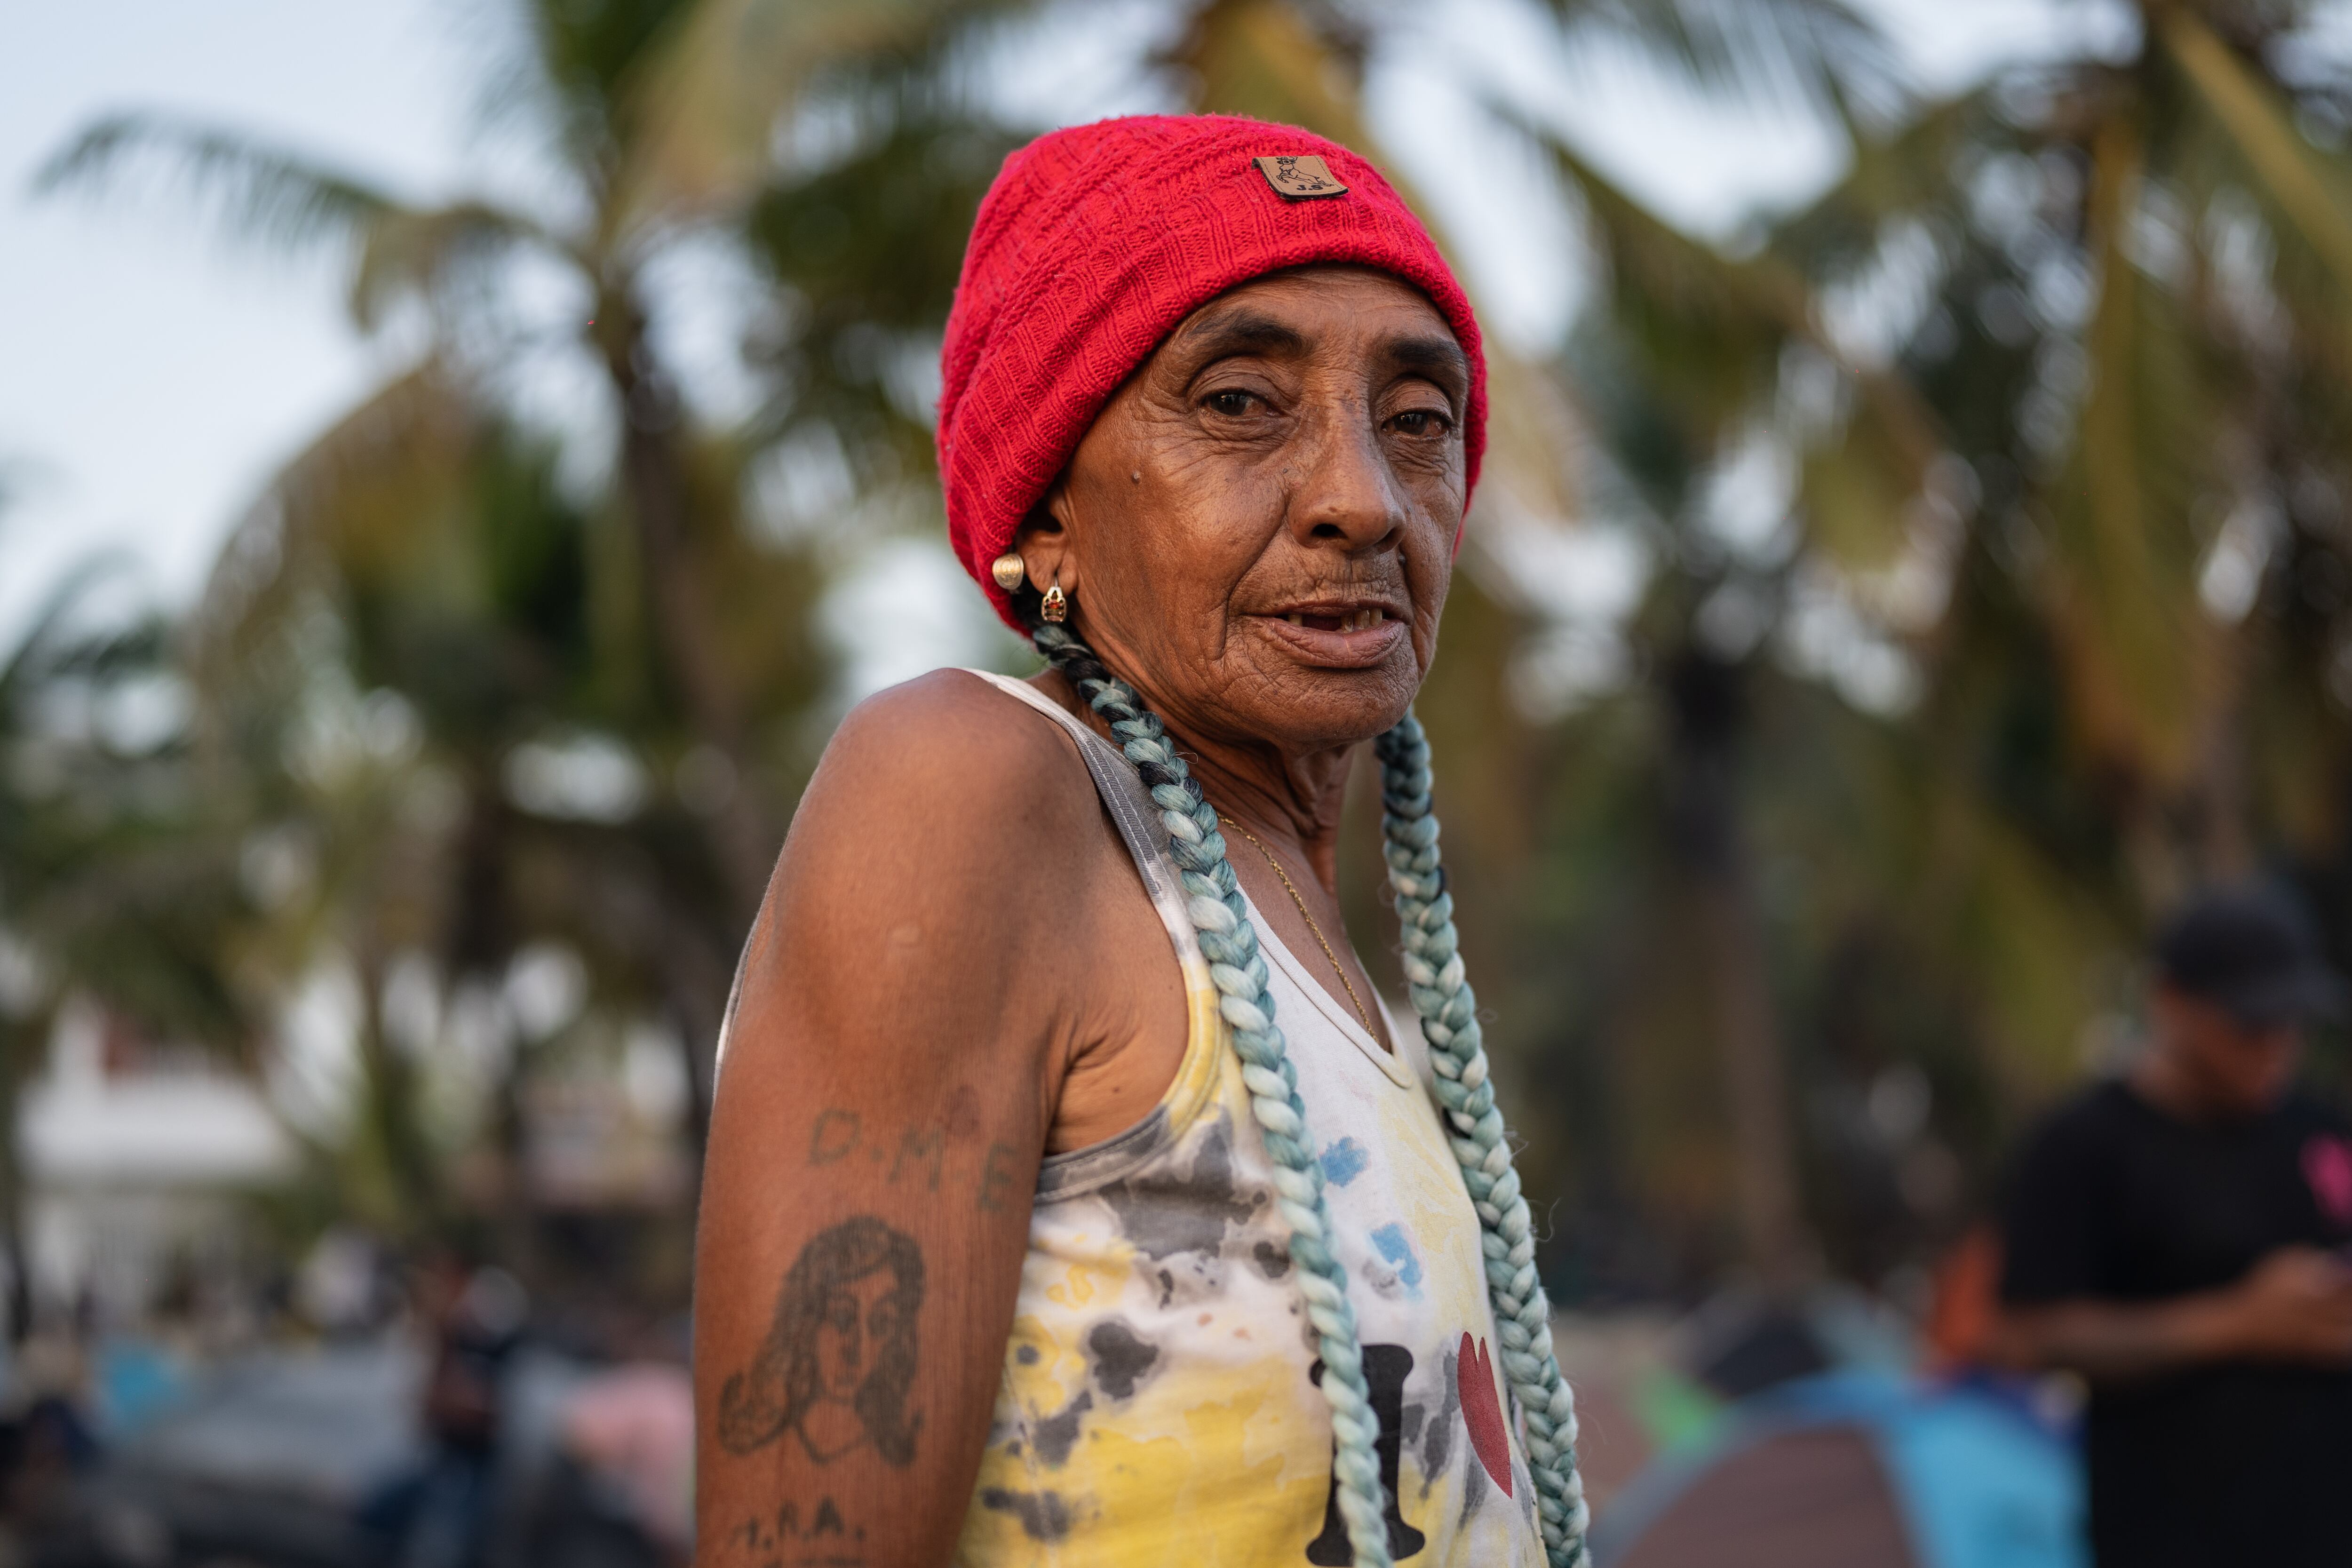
[808,667,1088,840]
[771,669,1100,934]
[825,666,1073,771]
[722,669,1104,1089]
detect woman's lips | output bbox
[1251,606,1409,667]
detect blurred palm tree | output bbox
[1696,0,2352,1140]
[1768,0,2352,915]
[37,0,1017,1187]
[40,0,996,923]
[1510,0,2352,1286]
[0,567,258,1326]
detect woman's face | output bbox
[814,1268,901,1401]
[1032,265,1470,753]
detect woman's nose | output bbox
[1287,404,1406,550]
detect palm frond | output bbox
[1799,393,1928,568]
[1175,0,1375,148]
[191,364,483,696]
[1773,89,2003,275]
[37,839,253,1053]
[348,200,557,328]
[0,555,139,710]
[614,0,981,229]
[2040,114,2217,790]
[2162,8,2352,317]
[1517,109,1941,562]
[34,112,403,259]
[1544,0,1902,120]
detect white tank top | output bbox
[954,670,1545,1567]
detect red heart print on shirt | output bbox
[2304,1134,2352,1227]
[1457,1332,1513,1497]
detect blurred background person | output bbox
[358,1262,525,1568]
[530,1358,692,1568]
[1988,888,2352,1568]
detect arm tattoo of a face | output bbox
[718,1216,925,1467]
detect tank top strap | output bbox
[959,669,1206,978]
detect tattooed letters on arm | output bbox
[803,1106,1024,1215]
[731,1496,866,1568]
[718,1216,925,1466]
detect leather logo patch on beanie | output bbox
[1254,154,1347,199]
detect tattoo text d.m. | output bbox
[804,1107,1022,1212]
[719,1216,925,1467]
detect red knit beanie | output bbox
[937,114,1487,629]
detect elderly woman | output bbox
[693,116,1587,1568]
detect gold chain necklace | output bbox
[1218,814,1376,1036]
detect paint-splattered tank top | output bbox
[954,671,1545,1567]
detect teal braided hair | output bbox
[1375,719,1589,1563]
[1031,621,1589,1568]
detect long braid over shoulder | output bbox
[1031,621,1589,1568]
[1375,718,1589,1565]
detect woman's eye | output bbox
[1391,409,1449,437]
[1205,390,1259,417]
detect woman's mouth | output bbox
[1255,604,1408,666]
[1283,608,1388,634]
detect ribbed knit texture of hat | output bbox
[937,114,1487,629]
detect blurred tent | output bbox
[1591,1371,2084,1568]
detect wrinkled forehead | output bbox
[1150,264,1471,394]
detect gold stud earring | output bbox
[1041,571,1069,623]
[990,551,1026,592]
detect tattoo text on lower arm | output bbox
[732,1496,865,1568]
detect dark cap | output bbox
[2154,887,2347,1029]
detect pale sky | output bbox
[1,0,2096,667]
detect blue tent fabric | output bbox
[1592,1371,2086,1568]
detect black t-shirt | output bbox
[2000,1078,2352,1567]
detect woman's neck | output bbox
[1183,741,1353,893]
[1040,666,1355,893]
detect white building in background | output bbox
[11,966,694,1325]
[19,999,295,1321]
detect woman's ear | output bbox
[1017,480,1077,597]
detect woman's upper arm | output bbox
[692,672,1083,1566]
